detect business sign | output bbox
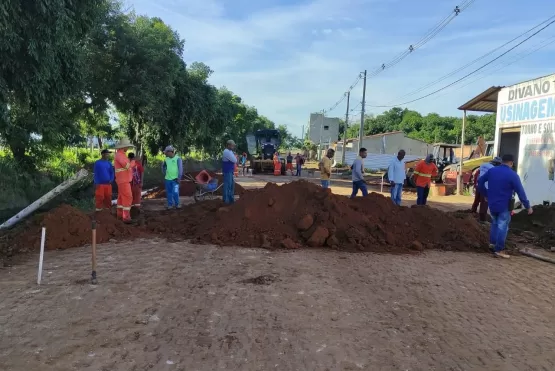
[495,73,555,205]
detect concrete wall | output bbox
[334,132,432,164]
[308,113,340,145]
[358,133,431,156]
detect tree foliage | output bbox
[344,108,495,144]
[0,0,290,166]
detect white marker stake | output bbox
[37,227,46,285]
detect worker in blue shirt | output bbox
[93,149,115,211]
[222,140,238,204]
[478,154,533,259]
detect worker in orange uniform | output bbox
[273,152,281,175]
[128,152,144,211]
[113,138,134,223]
[413,154,438,206]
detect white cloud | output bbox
[128,0,555,138]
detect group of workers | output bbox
[93,139,185,223]
[95,138,531,258]
[317,146,439,205]
[93,138,144,223]
[272,152,306,176]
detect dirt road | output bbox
[2,240,555,371]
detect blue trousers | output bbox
[416,186,430,205]
[350,180,368,198]
[165,179,179,207]
[490,210,511,252]
[321,180,330,189]
[390,183,403,205]
[296,164,302,176]
[223,172,235,204]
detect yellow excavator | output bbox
[440,137,494,185]
[405,137,494,187]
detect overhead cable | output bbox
[367,0,476,79]
[366,15,555,108]
[387,15,555,103]
[324,73,362,113]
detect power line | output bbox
[434,35,555,98]
[367,0,475,79]
[324,73,362,113]
[366,15,555,108]
[320,1,474,117]
[386,15,555,103]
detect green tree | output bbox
[0,0,114,163]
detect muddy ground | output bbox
[1,241,555,370]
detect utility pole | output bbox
[341,91,350,165]
[358,70,367,152]
[457,110,467,195]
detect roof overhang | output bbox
[458,86,503,113]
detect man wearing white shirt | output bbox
[388,150,406,206]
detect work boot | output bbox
[176,204,182,209]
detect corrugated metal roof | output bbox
[458,86,503,112]
[335,152,422,170]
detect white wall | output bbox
[308,113,340,145]
[495,73,555,206]
[337,133,430,160]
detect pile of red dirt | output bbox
[146,171,245,199]
[511,205,555,248]
[143,180,490,253]
[1,205,135,260]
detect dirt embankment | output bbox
[0,205,136,264]
[146,171,245,199]
[511,205,555,248]
[1,181,492,266]
[144,180,490,253]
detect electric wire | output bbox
[385,15,555,103]
[366,16,555,108]
[321,1,475,115]
[434,35,555,99]
[367,0,475,78]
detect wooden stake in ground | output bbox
[37,227,46,285]
[91,220,98,284]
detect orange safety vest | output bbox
[413,160,438,187]
[114,149,132,184]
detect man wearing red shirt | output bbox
[413,154,439,206]
[128,152,144,210]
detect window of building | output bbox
[324,125,329,130]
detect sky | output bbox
[126,0,555,138]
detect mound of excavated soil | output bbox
[1,182,491,265]
[143,181,490,253]
[146,171,245,199]
[0,205,135,261]
[511,205,555,248]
